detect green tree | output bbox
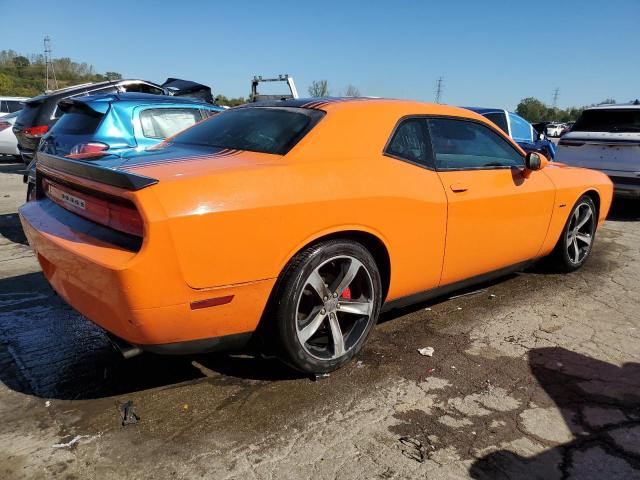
[105,71,122,80]
[516,97,551,122]
[308,80,330,97]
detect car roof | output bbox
[585,102,640,111]
[243,97,484,117]
[25,80,162,103]
[463,106,506,115]
[68,92,220,109]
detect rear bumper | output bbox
[19,199,275,352]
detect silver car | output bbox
[556,102,640,198]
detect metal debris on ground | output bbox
[356,360,365,368]
[456,307,462,311]
[399,436,425,463]
[417,347,435,357]
[424,307,432,311]
[45,400,51,408]
[52,434,100,449]
[120,400,140,426]
[449,288,488,300]
[489,294,497,299]
[313,373,330,381]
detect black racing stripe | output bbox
[118,149,242,172]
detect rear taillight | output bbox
[67,142,109,159]
[0,121,11,133]
[42,178,143,237]
[23,125,49,137]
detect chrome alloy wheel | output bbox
[295,255,375,360]
[566,202,595,264]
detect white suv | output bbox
[556,102,640,198]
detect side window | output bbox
[384,118,433,167]
[140,108,203,139]
[123,83,164,95]
[428,118,523,170]
[0,101,8,113]
[484,112,509,135]
[6,100,23,113]
[509,113,534,143]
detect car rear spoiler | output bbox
[37,152,158,191]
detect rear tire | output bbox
[270,240,382,374]
[549,195,597,272]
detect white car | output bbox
[546,123,565,137]
[0,97,27,117]
[0,111,20,157]
[556,102,640,198]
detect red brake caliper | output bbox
[340,287,352,300]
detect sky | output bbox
[2,0,639,110]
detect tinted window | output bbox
[509,113,534,142]
[385,118,432,167]
[140,108,203,139]
[0,101,7,113]
[572,109,640,133]
[122,83,165,95]
[484,112,508,134]
[52,107,104,134]
[172,107,324,155]
[428,118,523,169]
[6,100,23,113]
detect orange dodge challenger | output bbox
[19,98,613,373]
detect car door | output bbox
[428,117,556,286]
[382,117,447,295]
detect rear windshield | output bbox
[171,107,324,155]
[52,107,104,135]
[16,102,41,126]
[572,109,640,133]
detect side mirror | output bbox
[525,151,548,171]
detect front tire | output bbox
[550,195,597,272]
[271,240,382,374]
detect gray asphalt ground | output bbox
[1,157,639,479]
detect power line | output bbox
[552,88,559,109]
[435,77,444,104]
[44,36,58,92]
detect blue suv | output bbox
[465,107,556,160]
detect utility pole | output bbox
[44,36,58,92]
[552,87,559,109]
[435,77,444,104]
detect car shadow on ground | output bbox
[0,161,25,176]
[0,272,306,401]
[469,347,640,479]
[607,198,640,222]
[0,212,27,245]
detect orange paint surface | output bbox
[19,99,613,347]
